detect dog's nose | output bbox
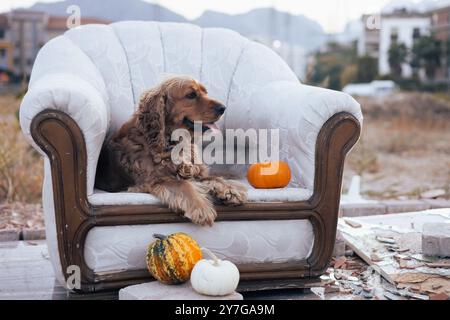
[214,104,226,115]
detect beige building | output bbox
[0,14,13,73]
[8,10,48,78]
[358,14,381,59]
[0,9,109,80]
[429,5,450,82]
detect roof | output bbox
[8,9,48,21]
[381,0,416,14]
[381,11,429,18]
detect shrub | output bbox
[0,97,43,203]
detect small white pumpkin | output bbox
[190,247,240,296]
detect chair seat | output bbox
[89,183,313,206]
[86,183,314,273]
[84,219,315,273]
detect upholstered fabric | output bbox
[85,220,314,273]
[19,21,363,284]
[89,181,313,206]
[239,82,363,189]
[42,159,65,286]
[21,21,363,196]
[20,73,108,196]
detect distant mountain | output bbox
[194,8,326,50]
[328,19,363,45]
[30,0,187,22]
[29,0,326,51]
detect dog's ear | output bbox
[137,86,168,162]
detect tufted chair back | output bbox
[22,21,362,195]
[30,21,298,134]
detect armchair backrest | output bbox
[32,21,299,134]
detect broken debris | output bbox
[337,209,450,300]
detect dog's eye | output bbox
[186,91,197,99]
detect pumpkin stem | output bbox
[202,247,220,266]
[153,234,167,240]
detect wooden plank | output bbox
[337,210,450,287]
[342,237,396,284]
[0,240,119,300]
[0,241,62,299]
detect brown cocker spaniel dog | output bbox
[95,76,247,226]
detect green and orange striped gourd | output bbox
[146,233,202,285]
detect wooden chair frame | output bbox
[30,109,360,293]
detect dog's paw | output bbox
[213,181,247,206]
[177,163,202,179]
[218,187,247,206]
[184,205,217,227]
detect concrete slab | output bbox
[422,223,450,257]
[340,203,386,217]
[22,229,46,241]
[0,229,20,242]
[422,199,450,209]
[119,281,243,300]
[381,200,431,214]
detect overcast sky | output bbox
[0,0,424,33]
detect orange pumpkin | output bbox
[247,161,291,189]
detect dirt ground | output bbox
[0,91,449,230]
[344,92,450,200]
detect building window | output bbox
[0,29,4,39]
[413,28,421,40]
[0,49,5,58]
[431,13,438,26]
[391,28,399,43]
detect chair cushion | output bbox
[84,220,314,273]
[89,182,313,206]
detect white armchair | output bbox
[20,21,362,292]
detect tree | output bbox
[356,56,378,83]
[412,35,442,80]
[306,42,357,90]
[340,64,358,87]
[388,42,408,79]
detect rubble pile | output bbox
[335,211,450,300]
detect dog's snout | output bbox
[214,104,226,115]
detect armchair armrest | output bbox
[19,72,109,195]
[241,81,363,190]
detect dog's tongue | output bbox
[204,123,220,134]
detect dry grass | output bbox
[344,92,450,199]
[0,95,43,203]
